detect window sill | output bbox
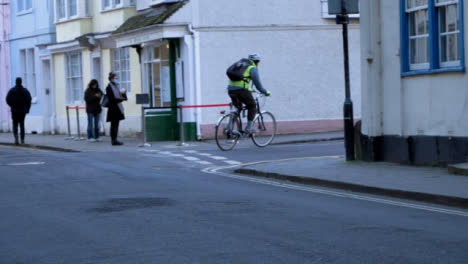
[17,9,33,16]
[100,6,128,14]
[55,16,91,25]
[401,66,465,77]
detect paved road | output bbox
[0,141,467,263]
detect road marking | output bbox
[196,160,213,165]
[209,156,227,160]
[140,149,160,153]
[6,162,45,166]
[159,151,173,155]
[184,156,200,161]
[184,150,199,154]
[224,160,242,165]
[170,154,185,157]
[201,156,468,218]
[198,153,213,156]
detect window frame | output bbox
[65,51,83,105]
[55,0,81,23]
[112,48,131,93]
[401,0,465,76]
[17,0,33,15]
[101,0,124,11]
[19,48,37,100]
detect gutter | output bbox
[188,24,202,140]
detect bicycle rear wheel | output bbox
[251,111,277,147]
[215,113,241,151]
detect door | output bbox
[41,59,52,133]
[143,42,178,141]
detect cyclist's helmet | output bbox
[248,54,261,62]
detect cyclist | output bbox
[227,54,271,134]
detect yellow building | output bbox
[47,0,142,136]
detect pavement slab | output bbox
[235,156,468,208]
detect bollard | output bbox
[138,106,151,147]
[65,106,74,140]
[177,105,187,147]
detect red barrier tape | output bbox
[66,106,86,110]
[182,104,230,109]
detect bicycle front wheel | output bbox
[251,111,277,147]
[215,113,241,151]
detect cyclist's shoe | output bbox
[245,122,256,135]
[265,91,271,96]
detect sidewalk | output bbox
[235,156,468,209]
[0,131,344,152]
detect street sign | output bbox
[328,0,359,15]
[136,93,149,105]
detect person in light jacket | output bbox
[84,79,103,142]
[106,72,127,146]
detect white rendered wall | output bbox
[362,0,468,138]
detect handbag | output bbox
[100,94,109,108]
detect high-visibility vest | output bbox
[228,61,256,92]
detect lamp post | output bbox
[329,0,358,161]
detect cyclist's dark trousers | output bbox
[228,89,256,121]
[12,112,26,140]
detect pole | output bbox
[75,106,83,140]
[338,1,355,161]
[178,104,187,146]
[65,106,73,140]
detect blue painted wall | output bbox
[9,0,55,117]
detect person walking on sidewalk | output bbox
[105,72,127,146]
[84,79,103,142]
[6,77,32,145]
[227,54,271,134]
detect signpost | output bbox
[136,93,151,147]
[329,0,359,161]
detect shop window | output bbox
[401,0,465,75]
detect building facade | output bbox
[113,0,361,140]
[0,0,11,132]
[360,0,467,165]
[8,0,56,133]
[46,0,141,136]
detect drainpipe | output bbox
[188,24,202,140]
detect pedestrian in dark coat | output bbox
[105,72,127,146]
[6,77,32,145]
[84,79,103,142]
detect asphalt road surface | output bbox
[0,141,467,263]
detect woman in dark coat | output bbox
[84,79,103,142]
[106,72,127,146]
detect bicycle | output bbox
[215,92,277,151]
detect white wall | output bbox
[196,26,361,126]
[361,0,468,138]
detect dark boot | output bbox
[21,137,25,144]
[14,135,19,145]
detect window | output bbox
[17,0,32,13]
[320,0,360,19]
[19,48,36,98]
[102,0,123,10]
[66,51,83,104]
[55,0,79,21]
[401,0,465,75]
[113,48,131,92]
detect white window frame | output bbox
[101,0,124,11]
[406,2,431,70]
[19,48,37,100]
[66,51,83,105]
[112,48,131,93]
[436,0,461,67]
[17,0,32,15]
[55,0,82,22]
